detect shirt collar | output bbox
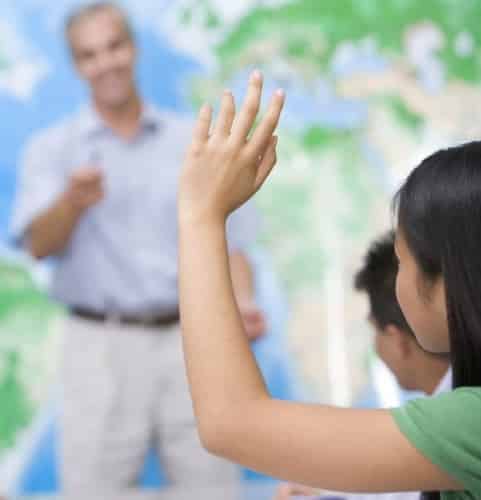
[141,104,164,133]
[79,103,163,139]
[433,367,452,395]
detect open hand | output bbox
[179,70,285,223]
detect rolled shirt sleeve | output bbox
[9,128,68,246]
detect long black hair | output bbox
[394,141,481,500]
[395,140,481,389]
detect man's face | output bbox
[69,9,136,109]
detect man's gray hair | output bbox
[65,2,134,41]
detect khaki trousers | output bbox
[60,315,239,494]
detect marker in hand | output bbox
[66,150,104,211]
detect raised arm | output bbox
[177,71,460,493]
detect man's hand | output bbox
[238,299,267,341]
[65,166,104,211]
[274,483,320,500]
[28,166,104,259]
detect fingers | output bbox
[192,104,212,148]
[230,71,263,144]
[246,89,285,158]
[69,181,104,208]
[255,135,278,190]
[213,90,236,137]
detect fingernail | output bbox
[252,70,262,81]
[276,88,285,98]
[223,89,232,96]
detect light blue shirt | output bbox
[10,104,258,314]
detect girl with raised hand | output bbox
[177,70,481,499]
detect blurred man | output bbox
[11,2,265,493]
[275,231,451,500]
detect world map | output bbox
[2,0,481,467]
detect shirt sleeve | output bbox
[226,201,260,252]
[391,388,481,492]
[9,130,68,246]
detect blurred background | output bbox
[1,0,481,496]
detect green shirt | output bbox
[391,388,481,500]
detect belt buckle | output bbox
[139,313,157,327]
[106,312,122,325]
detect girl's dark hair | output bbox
[394,141,481,500]
[394,140,481,390]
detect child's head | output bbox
[355,231,449,393]
[394,141,481,387]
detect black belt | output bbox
[70,307,180,327]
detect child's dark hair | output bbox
[354,231,414,336]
